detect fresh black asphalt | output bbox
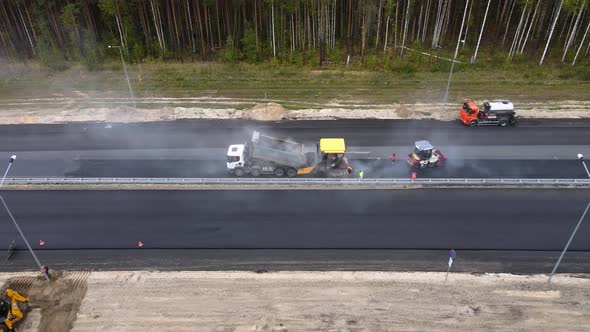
[1,119,590,152]
[61,159,588,178]
[1,119,590,272]
[1,189,588,250]
[2,119,589,178]
[1,189,590,272]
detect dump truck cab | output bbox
[460,100,516,127]
[406,140,446,169]
[226,144,245,171]
[459,101,479,126]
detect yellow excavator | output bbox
[0,289,29,332]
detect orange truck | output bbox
[459,100,516,127]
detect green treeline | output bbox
[1,0,589,70]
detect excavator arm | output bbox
[2,289,29,330]
[5,289,28,303]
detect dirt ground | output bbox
[0,271,89,332]
[1,97,590,124]
[1,271,589,331]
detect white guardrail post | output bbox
[2,177,590,186]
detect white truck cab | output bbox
[226,144,245,171]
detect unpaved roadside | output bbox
[2,271,590,332]
[1,97,590,124]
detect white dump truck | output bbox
[227,131,352,177]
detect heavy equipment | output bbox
[0,289,29,332]
[227,131,352,177]
[406,140,446,168]
[460,100,516,127]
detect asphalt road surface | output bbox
[1,119,589,273]
[53,159,585,178]
[3,119,590,151]
[1,119,590,178]
[3,189,588,250]
[1,189,590,272]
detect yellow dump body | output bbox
[319,138,346,154]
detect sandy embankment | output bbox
[1,271,589,331]
[1,97,590,124]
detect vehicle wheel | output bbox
[499,119,508,127]
[234,168,245,177]
[509,117,517,126]
[274,168,285,177]
[469,120,478,127]
[251,168,261,177]
[286,168,297,177]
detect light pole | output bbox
[0,197,49,281]
[0,155,50,281]
[548,200,590,286]
[547,152,590,285]
[0,155,15,186]
[108,45,136,108]
[443,0,470,108]
[578,154,590,178]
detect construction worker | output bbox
[390,153,396,163]
[41,265,50,279]
[359,170,364,179]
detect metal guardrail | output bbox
[2,177,590,185]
